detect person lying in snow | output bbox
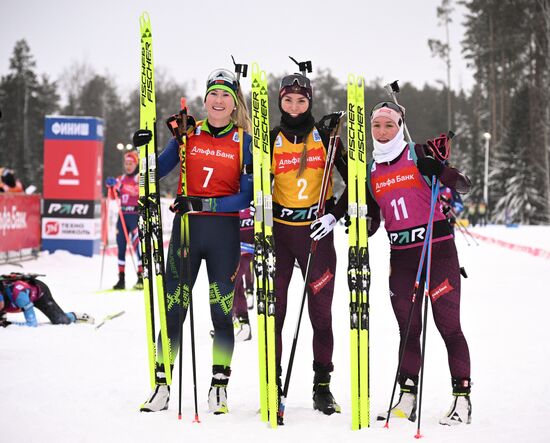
[0,273,93,327]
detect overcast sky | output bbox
[1,0,473,101]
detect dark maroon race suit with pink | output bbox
[366,143,472,391]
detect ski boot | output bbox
[133,273,144,290]
[113,272,125,290]
[140,364,172,412]
[234,316,252,342]
[377,375,418,422]
[439,378,472,425]
[69,312,95,324]
[208,365,231,414]
[312,362,341,415]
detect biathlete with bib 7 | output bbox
[133,68,253,415]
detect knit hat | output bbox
[279,73,312,101]
[205,68,238,103]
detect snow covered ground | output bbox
[1,224,549,443]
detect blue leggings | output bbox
[157,214,240,371]
[116,213,141,271]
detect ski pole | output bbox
[383,176,439,429]
[109,186,139,274]
[177,214,185,420]
[168,99,200,424]
[454,218,471,246]
[280,113,344,423]
[450,208,479,246]
[384,81,412,143]
[178,212,200,423]
[414,133,453,438]
[186,220,200,424]
[414,176,439,439]
[451,212,472,246]
[99,196,109,289]
[383,132,453,429]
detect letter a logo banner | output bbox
[43,116,104,200]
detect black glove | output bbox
[317,112,344,132]
[417,156,444,178]
[0,313,10,328]
[166,114,197,138]
[133,129,152,148]
[170,195,211,214]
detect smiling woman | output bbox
[269,70,348,418]
[132,66,253,416]
[364,99,474,426]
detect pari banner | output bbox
[42,116,104,257]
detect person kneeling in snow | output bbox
[0,273,94,327]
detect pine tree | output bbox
[0,39,59,191]
[492,86,547,224]
[461,0,550,223]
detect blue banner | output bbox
[44,116,104,141]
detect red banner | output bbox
[0,194,41,252]
[43,139,103,200]
[470,231,550,260]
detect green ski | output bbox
[138,11,172,390]
[356,75,370,429]
[251,63,278,428]
[95,311,126,330]
[347,74,370,429]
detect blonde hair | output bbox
[232,86,251,132]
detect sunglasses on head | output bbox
[370,101,405,118]
[280,73,311,90]
[206,68,238,90]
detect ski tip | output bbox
[139,12,151,30]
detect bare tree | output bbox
[58,60,94,114]
[428,0,454,131]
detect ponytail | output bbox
[297,141,308,178]
[232,86,252,132]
